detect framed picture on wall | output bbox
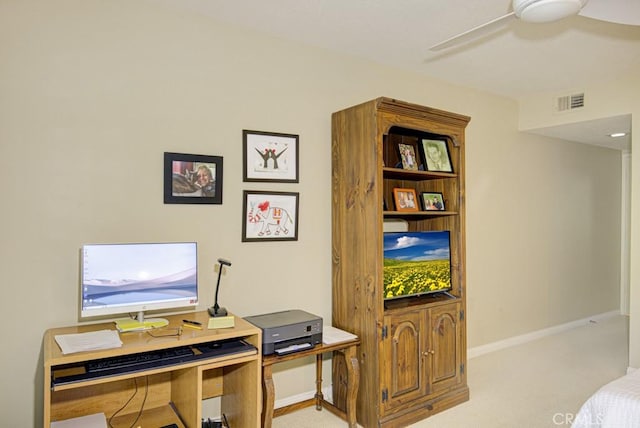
[243,130,299,182]
[421,139,453,173]
[164,152,223,204]
[242,190,299,241]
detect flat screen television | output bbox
[80,242,198,329]
[383,231,452,300]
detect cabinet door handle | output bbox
[423,350,435,356]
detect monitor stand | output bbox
[115,311,169,332]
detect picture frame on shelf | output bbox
[421,192,445,211]
[421,138,453,173]
[392,188,419,212]
[243,130,299,182]
[164,152,223,204]
[242,190,299,242]
[397,142,419,171]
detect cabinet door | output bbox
[426,303,462,395]
[382,310,426,411]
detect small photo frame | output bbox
[397,142,419,171]
[392,188,419,212]
[242,191,299,242]
[243,130,299,182]
[164,152,223,204]
[421,192,445,211]
[421,139,453,173]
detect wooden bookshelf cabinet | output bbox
[331,97,470,427]
[43,311,261,428]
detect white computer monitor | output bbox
[80,242,198,328]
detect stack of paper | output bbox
[54,330,122,355]
[50,413,107,428]
[322,325,358,345]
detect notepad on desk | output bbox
[208,315,235,329]
[114,318,167,332]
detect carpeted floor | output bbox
[272,314,629,428]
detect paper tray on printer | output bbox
[274,342,313,356]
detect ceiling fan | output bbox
[429,0,640,51]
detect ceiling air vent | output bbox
[555,92,585,112]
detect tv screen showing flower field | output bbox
[383,231,451,300]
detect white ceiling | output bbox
[158,0,639,151]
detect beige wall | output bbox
[518,75,640,368]
[0,1,624,426]
[518,73,639,132]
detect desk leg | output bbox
[315,354,324,410]
[262,364,275,428]
[344,345,360,428]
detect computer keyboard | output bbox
[86,346,194,373]
[52,339,257,386]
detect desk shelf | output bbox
[43,311,261,428]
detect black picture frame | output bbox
[164,152,223,204]
[421,192,445,211]
[420,138,453,173]
[242,190,299,242]
[243,130,299,182]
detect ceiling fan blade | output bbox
[429,12,516,51]
[578,0,640,26]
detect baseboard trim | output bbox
[468,310,621,359]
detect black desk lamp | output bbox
[209,258,232,317]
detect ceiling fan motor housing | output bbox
[513,0,588,23]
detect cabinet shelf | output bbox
[383,210,457,218]
[384,293,460,312]
[383,167,457,181]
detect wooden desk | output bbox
[43,311,261,428]
[261,339,360,428]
